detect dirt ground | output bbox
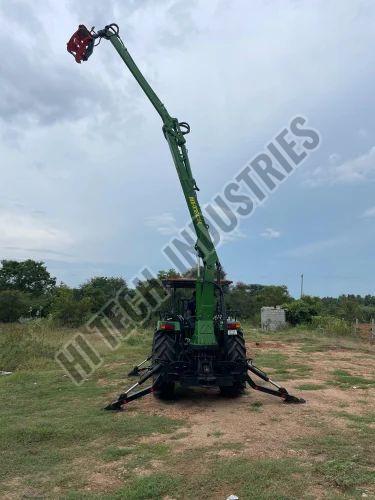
[110,337,375,497]
[2,331,374,499]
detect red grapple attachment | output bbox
[67,25,94,63]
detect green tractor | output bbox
[67,24,305,410]
[152,277,247,400]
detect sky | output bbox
[0,0,374,297]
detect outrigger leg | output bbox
[104,357,305,411]
[104,363,161,411]
[127,355,152,377]
[247,360,306,404]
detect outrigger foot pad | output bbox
[104,384,155,411]
[127,367,140,377]
[246,369,306,405]
[283,394,306,404]
[104,401,124,411]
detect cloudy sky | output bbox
[0,0,374,297]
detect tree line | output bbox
[0,259,374,327]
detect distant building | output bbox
[261,306,286,331]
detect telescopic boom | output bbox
[67,24,221,346]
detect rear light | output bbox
[227,322,241,330]
[160,322,175,331]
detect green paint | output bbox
[108,32,220,346]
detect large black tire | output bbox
[152,330,177,399]
[220,330,247,397]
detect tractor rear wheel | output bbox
[152,330,177,399]
[220,330,247,397]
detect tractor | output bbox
[67,24,305,410]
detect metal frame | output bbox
[105,356,305,411]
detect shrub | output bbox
[79,276,127,312]
[50,286,93,327]
[283,299,319,325]
[0,290,30,323]
[310,315,352,336]
[0,326,56,371]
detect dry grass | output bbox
[0,322,374,499]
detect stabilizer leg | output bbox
[127,356,152,377]
[104,385,155,411]
[247,361,305,404]
[104,364,162,411]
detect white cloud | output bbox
[306,146,375,186]
[361,206,375,218]
[144,212,179,235]
[0,209,73,260]
[260,228,281,240]
[286,237,342,258]
[1,0,375,288]
[329,153,340,164]
[219,227,247,244]
[145,210,247,245]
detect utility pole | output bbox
[300,273,304,298]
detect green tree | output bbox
[364,294,375,306]
[182,266,227,280]
[50,285,93,327]
[256,285,292,308]
[227,284,292,320]
[0,260,56,296]
[157,269,181,280]
[80,276,127,312]
[298,295,322,313]
[227,283,265,318]
[0,290,29,323]
[337,296,362,322]
[283,298,319,325]
[359,305,375,322]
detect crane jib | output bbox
[66,23,221,345]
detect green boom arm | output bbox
[69,24,221,345]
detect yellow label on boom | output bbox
[189,196,202,225]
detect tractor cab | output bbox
[157,277,234,339]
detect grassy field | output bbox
[0,321,374,499]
